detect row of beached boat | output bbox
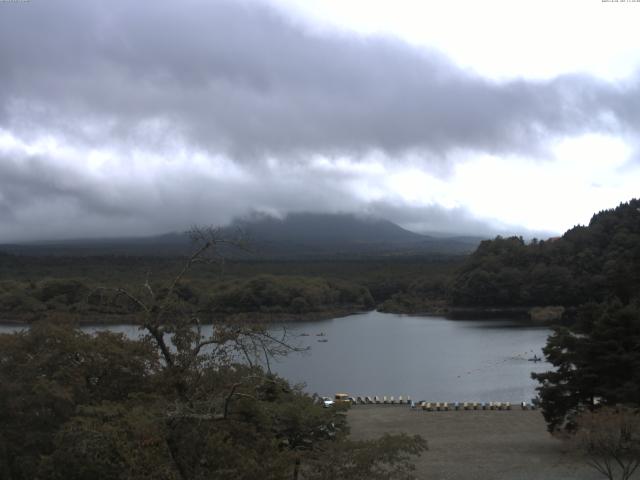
[327,394,538,411]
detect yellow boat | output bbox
[334,393,351,404]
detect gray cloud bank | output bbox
[2,0,638,157]
[0,147,555,242]
[0,0,637,241]
[0,149,487,241]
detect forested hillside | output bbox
[450,199,640,307]
[447,198,640,433]
[460,199,640,432]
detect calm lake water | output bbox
[0,311,551,403]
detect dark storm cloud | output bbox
[1,0,637,160]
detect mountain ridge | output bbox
[0,212,484,257]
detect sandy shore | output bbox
[347,405,610,480]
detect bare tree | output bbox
[573,406,640,480]
[101,225,305,401]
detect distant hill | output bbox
[234,212,424,245]
[231,213,481,256]
[0,213,483,258]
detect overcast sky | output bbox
[1,0,639,242]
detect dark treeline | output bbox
[451,199,640,308]
[0,254,461,322]
[0,275,374,323]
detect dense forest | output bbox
[450,199,640,308]
[0,253,458,322]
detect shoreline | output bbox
[0,307,367,326]
[0,304,565,326]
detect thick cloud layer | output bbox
[0,145,552,242]
[0,0,637,241]
[2,0,638,158]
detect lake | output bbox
[0,311,551,403]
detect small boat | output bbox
[528,355,542,362]
[300,333,310,336]
[316,332,326,336]
[317,339,328,343]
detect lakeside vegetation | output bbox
[0,254,460,323]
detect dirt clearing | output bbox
[348,405,612,480]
